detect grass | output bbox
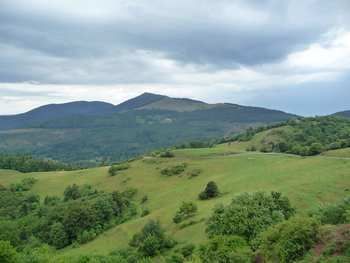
[1,143,350,256]
[323,148,350,158]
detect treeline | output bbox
[230,117,350,156]
[0,154,75,173]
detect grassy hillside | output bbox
[1,142,349,259]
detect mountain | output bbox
[0,101,115,130]
[0,93,296,165]
[333,110,350,118]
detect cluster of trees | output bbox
[173,202,198,224]
[233,117,350,156]
[0,154,74,173]
[0,183,137,253]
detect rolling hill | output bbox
[0,139,349,262]
[0,93,296,165]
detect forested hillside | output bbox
[229,116,350,156]
[0,93,295,166]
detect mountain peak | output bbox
[115,93,166,111]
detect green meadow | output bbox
[1,142,349,256]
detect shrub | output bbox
[161,163,187,176]
[188,169,202,178]
[0,240,18,263]
[257,217,320,263]
[160,151,175,158]
[199,235,252,263]
[313,197,350,224]
[10,177,38,192]
[141,195,148,204]
[198,181,219,200]
[141,209,150,217]
[129,220,176,257]
[206,192,295,241]
[173,202,198,224]
[108,163,130,176]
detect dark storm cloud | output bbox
[0,0,349,84]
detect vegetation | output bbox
[231,117,350,156]
[129,220,176,257]
[108,163,130,176]
[0,136,349,261]
[257,217,319,262]
[206,192,295,241]
[199,181,220,200]
[0,154,73,173]
[173,202,198,224]
[160,163,187,176]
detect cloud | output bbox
[0,0,349,115]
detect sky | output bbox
[0,0,350,116]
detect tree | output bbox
[199,181,219,200]
[63,184,81,201]
[199,235,252,263]
[0,241,18,263]
[257,217,319,263]
[129,220,175,256]
[206,192,295,242]
[173,202,198,224]
[48,222,69,248]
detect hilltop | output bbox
[0,93,295,165]
[334,110,350,119]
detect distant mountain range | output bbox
[0,93,298,165]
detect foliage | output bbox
[0,241,18,263]
[129,220,176,257]
[160,151,175,158]
[199,235,252,263]
[108,163,130,176]
[0,154,73,173]
[161,163,187,176]
[313,196,350,224]
[257,217,320,263]
[0,184,136,250]
[198,181,219,200]
[206,192,295,241]
[10,177,37,192]
[233,117,350,156]
[173,202,198,224]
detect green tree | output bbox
[48,222,69,249]
[173,202,198,224]
[199,235,252,263]
[257,217,319,263]
[0,241,18,263]
[199,181,219,200]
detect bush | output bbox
[108,163,130,176]
[257,217,320,263]
[10,177,38,192]
[313,197,350,224]
[199,235,252,263]
[173,202,198,224]
[188,169,202,178]
[161,163,187,176]
[141,209,150,217]
[0,241,18,263]
[198,181,219,200]
[206,192,295,241]
[141,195,148,204]
[160,151,175,158]
[129,220,176,257]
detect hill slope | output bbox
[334,110,350,118]
[0,93,295,165]
[0,143,349,260]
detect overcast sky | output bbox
[0,0,350,116]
